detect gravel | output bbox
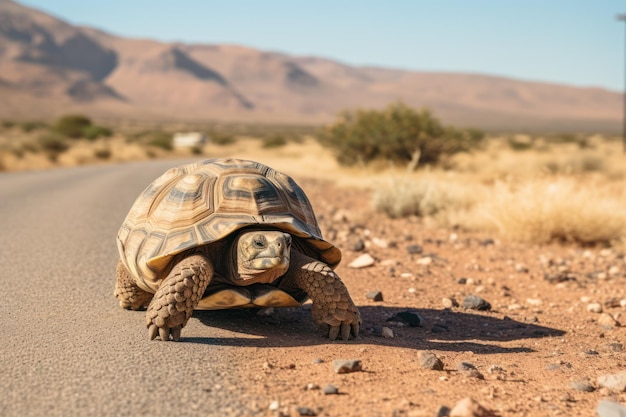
[462,295,492,311]
[332,359,362,374]
[419,351,444,371]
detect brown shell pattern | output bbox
[117,158,341,291]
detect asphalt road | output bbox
[0,160,259,417]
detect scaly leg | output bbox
[115,259,153,310]
[284,251,361,340]
[145,254,213,342]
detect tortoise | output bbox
[114,158,361,341]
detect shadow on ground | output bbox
[185,305,566,354]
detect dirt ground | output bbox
[198,178,626,417]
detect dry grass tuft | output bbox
[477,178,626,246]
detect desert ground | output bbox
[2,126,626,417]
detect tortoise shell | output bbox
[117,158,341,294]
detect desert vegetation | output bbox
[1,108,624,248]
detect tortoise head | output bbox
[235,230,291,284]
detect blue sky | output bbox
[20,0,626,91]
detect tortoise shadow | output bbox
[187,305,566,354]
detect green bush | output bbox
[38,133,69,157]
[1,120,15,129]
[210,132,236,146]
[53,114,92,138]
[83,125,113,140]
[190,146,203,155]
[262,134,287,148]
[147,131,173,151]
[318,102,483,169]
[20,121,47,132]
[94,148,112,159]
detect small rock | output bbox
[296,406,317,416]
[417,256,433,265]
[457,277,468,284]
[599,313,619,328]
[449,397,496,417]
[332,359,362,374]
[381,327,394,338]
[348,253,375,268]
[597,400,626,417]
[408,287,417,294]
[569,379,595,392]
[597,371,626,391]
[347,237,365,252]
[436,405,452,417]
[406,244,423,255]
[322,384,339,395]
[609,266,621,277]
[457,362,484,379]
[311,358,324,364]
[442,297,459,308]
[463,295,492,311]
[388,311,423,327]
[604,298,622,308]
[305,383,320,390]
[487,365,503,374]
[419,351,444,370]
[526,298,543,306]
[372,237,389,248]
[515,263,529,273]
[366,290,384,302]
[269,401,280,411]
[588,303,604,313]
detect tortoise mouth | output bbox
[242,255,288,271]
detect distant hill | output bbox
[0,0,621,131]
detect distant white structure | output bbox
[173,132,208,148]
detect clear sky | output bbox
[19,0,626,92]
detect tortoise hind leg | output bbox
[146,254,213,342]
[115,259,153,310]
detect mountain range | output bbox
[0,0,621,131]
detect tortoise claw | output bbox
[340,322,351,341]
[328,326,340,341]
[158,327,169,341]
[148,324,158,341]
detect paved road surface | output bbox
[0,160,259,417]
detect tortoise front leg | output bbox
[115,259,153,310]
[146,254,213,342]
[286,251,361,340]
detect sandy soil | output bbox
[201,179,626,417]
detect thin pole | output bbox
[619,14,626,152]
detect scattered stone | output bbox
[419,351,444,371]
[269,401,280,411]
[457,277,468,284]
[366,290,384,302]
[569,379,595,392]
[442,297,459,308]
[296,406,317,416]
[436,405,452,417]
[515,263,529,273]
[347,237,365,252]
[388,311,423,327]
[406,244,423,255]
[332,359,362,374]
[526,298,543,306]
[311,358,324,364]
[322,384,339,395]
[449,397,496,417]
[372,237,389,248]
[305,383,320,390]
[508,303,523,311]
[479,238,495,246]
[348,253,375,268]
[381,327,394,338]
[609,266,621,277]
[587,302,603,313]
[607,343,624,352]
[487,365,503,374]
[544,273,572,284]
[597,371,626,392]
[408,287,417,294]
[463,295,492,311]
[457,362,484,379]
[400,272,413,278]
[417,256,433,265]
[597,400,626,417]
[599,313,619,328]
[605,298,622,308]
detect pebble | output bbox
[387,311,423,327]
[515,263,529,273]
[588,303,604,313]
[457,277,468,284]
[372,237,389,248]
[269,401,280,411]
[457,362,484,379]
[305,383,320,390]
[417,256,433,265]
[609,266,621,277]
[599,313,619,328]
[406,244,423,255]
[597,400,626,417]
[311,358,324,364]
[366,291,384,302]
[419,351,444,371]
[296,406,317,416]
[322,384,339,395]
[569,379,595,392]
[381,327,394,338]
[597,371,626,391]
[347,237,365,252]
[332,359,362,374]
[449,397,496,417]
[442,297,459,308]
[348,253,375,268]
[463,295,492,311]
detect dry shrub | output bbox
[478,178,626,246]
[372,174,484,223]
